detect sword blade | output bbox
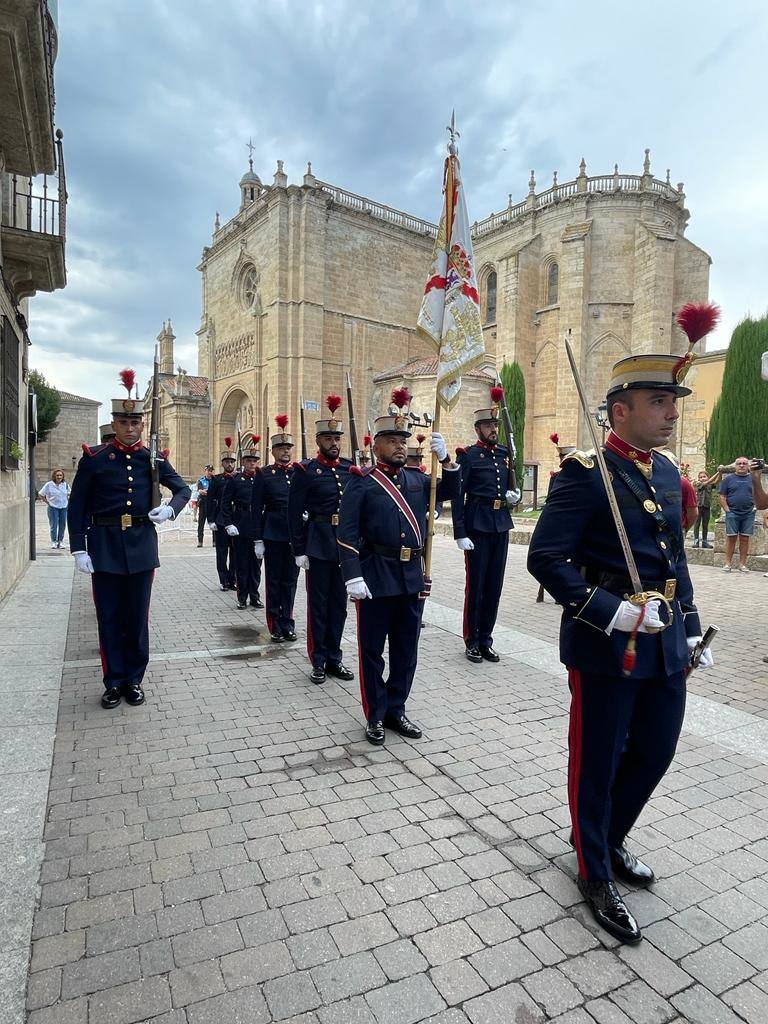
[563,336,643,596]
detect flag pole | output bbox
[424,401,442,583]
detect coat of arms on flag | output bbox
[416,115,485,410]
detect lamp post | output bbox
[594,400,609,442]
[71,455,76,470]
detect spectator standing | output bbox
[39,468,70,548]
[195,466,213,547]
[692,469,719,547]
[720,457,755,572]
[680,470,698,536]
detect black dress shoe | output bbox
[465,646,483,663]
[479,646,500,663]
[384,714,422,739]
[197,543,203,548]
[283,631,297,642]
[101,687,121,709]
[610,845,655,886]
[236,599,248,609]
[220,585,228,592]
[250,597,263,608]
[365,720,385,745]
[577,878,642,944]
[310,666,326,684]
[270,633,284,643]
[122,684,145,707]
[325,662,354,681]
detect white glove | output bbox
[432,509,441,520]
[456,537,475,551]
[149,505,174,524]
[346,577,372,601]
[295,555,309,570]
[505,488,521,507]
[73,551,94,574]
[430,432,447,462]
[606,599,663,635]
[687,636,714,669]
[254,540,265,559]
[210,522,217,531]
[225,524,239,537]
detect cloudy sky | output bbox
[29,0,767,425]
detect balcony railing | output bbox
[4,129,66,241]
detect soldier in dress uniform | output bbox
[452,387,521,664]
[288,395,355,685]
[253,416,299,642]
[527,352,714,944]
[99,423,116,443]
[220,441,263,609]
[337,390,460,745]
[68,370,190,709]
[207,439,237,590]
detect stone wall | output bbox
[34,393,100,489]
[0,292,29,602]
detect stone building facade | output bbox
[0,0,67,600]
[34,389,100,488]
[177,149,713,492]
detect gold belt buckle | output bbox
[493,499,502,510]
[331,513,339,526]
[399,546,412,562]
[664,579,676,601]
[120,514,132,530]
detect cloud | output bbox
[25,0,768,420]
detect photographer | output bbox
[719,458,756,572]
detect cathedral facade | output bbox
[185,149,713,492]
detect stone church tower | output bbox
[195,149,711,495]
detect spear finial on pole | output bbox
[446,110,460,156]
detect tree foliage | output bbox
[28,369,61,441]
[709,316,768,466]
[499,360,526,485]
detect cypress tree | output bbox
[499,360,526,485]
[712,316,768,466]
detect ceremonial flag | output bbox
[417,124,485,410]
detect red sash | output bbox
[371,469,423,547]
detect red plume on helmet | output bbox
[119,369,136,394]
[363,434,372,448]
[326,394,342,414]
[676,302,721,344]
[549,432,559,445]
[490,385,504,404]
[391,387,411,410]
[275,414,289,430]
[224,436,232,449]
[252,434,261,445]
[416,433,426,444]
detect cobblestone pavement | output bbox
[17,518,768,1023]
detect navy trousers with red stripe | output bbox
[463,530,509,648]
[568,667,686,881]
[214,530,236,588]
[264,540,299,636]
[232,535,261,603]
[306,557,347,669]
[356,594,422,723]
[91,570,154,690]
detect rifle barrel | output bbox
[346,372,360,463]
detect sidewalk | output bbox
[5,507,768,1023]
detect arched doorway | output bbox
[217,387,255,461]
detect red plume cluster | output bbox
[363,434,372,447]
[326,394,342,414]
[275,414,289,429]
[490,385,505,404]
[549,432,559,445]
[391,387,411,409]
[676,302,721,344]
[416,433,426,444]
[161,448,171,460]
[224,436,232,449]
[119,368,136,394]
[252,434,261,444]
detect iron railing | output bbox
[4,129,66,240]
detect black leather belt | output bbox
[309,513,340,525]
[472,496,506,510]
[587,571,677,600]
[91,514,150,528]
[371,543,423,562]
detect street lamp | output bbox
[594,400,609,442]
[71,455,77,469]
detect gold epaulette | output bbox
[560,449,596,469]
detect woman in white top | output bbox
[39,468,71,548]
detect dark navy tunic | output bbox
[252,463,297,636]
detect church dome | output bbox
[240,159,262,187]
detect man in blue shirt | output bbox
[195,466,213,547]
[719,457,755,572]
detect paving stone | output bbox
[311,950,387,1002]
[317,996,378,1024]
[27,997,88,1024]
[722,921,768,970]
[331,912,398,955]
[85,913,158,954]
[169,961,226,1007]
[87,976,172,1024]
[65,890,133,930]
[26,967,62,1011]
[609,980,677,1024]
[289,928,342,970]
[171,919,243,966]
[560,950,636,999]
[414,919,484,966]
[723,981,768,1024]
[156,901,205,938]
[522,967,583,1017]
[283,894,349,934]
[642,919,701,960]
[671,983,747,1024]
[466,906,520,945]
[618,942,693,996]
[139,937,176,977]
[464,981,546,1024]
[263,970,321,1019]
[430,959,489,1005]
[61,948,140,999]
[220,940,294,988]
[469,936,542,987]
[386,900,438,937]
[373,938,429,981]
[186,984,271,1024]
[238,908,289,946]
[30,929,85,971]
[423,884,487,924]
[545,917,600,956]
[200,885,267,924]
[364,973,446,1024]
[681,941,755,995]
